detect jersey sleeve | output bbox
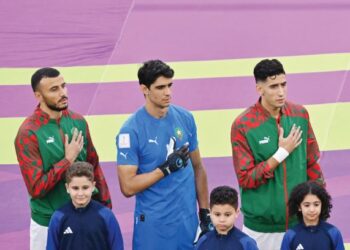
[329,226,345,250]
[14,128,71,198]
[187,112,198,152]
[116,127,139,166]
[240,236,259,250]
[280,229,294,250]
[47,211,64,250]
[193,234,208,250]
[85,121,112,209]
[231,120,274,189]
[305,110,325,185]
[99,208,124,250]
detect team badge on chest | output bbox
[174,127,184,140]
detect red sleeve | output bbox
[85,122,112,208]
[305,117,325,185]
[231,121,274,189]
[14,129,70,198]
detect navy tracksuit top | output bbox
[47,200,123,250]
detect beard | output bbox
[43,96,69,112]
[47,102,68,112]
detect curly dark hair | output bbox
[288,181,332,222]
[137,59,174,88]
[210,186,238,210]
[253,58,285,83]
[66,161,94,183]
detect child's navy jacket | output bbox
[47,200,123,250]
[281,221,345,250]
[194,226,258,250]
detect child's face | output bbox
[210,204,239,235]
[299,194,321,226]
[65,176,95,208]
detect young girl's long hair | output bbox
[288,181,332,222]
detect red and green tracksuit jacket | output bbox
[231,100,324,233]
[14,106,112,226]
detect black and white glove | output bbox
[158,139,190,176]
[198,208,214,238]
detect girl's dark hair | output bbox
[288,181,332,222]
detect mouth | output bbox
[59,98,68,104]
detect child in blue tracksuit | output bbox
[281,181,345,250]
[194,186,258,250]
[46,162,124,250]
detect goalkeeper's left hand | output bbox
[198,208,213,238]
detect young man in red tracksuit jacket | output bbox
[14,67,112,250]
[231,59,324,250]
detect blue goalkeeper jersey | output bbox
[116,105,198,223]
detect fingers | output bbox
[179,142,189,152]
[67,129,84,151]
[279,124,304,154]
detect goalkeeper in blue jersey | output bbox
[116,60,211,250]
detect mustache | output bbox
[59,96,68,102]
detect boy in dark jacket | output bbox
[47,162,123,250]
[195,186,258,250]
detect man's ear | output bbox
[34,91,42,102]
[256,82,264,96]
[140,84,149,96]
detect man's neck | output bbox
[260,100,281,118]
[145,103,169,119]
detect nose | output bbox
[59,86,67,97]
[278,85,284,95]
[309,205,315,212]
[218,216,225,222]
[164,86,171,96]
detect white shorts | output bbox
[242,225,285,250]
[30,219,48,250]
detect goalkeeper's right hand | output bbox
[158,141,190,176]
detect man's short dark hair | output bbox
[66,161,94,183]
[210,186,239,210]
[137,60,174,88]
[31,67,60,92]
[253,59,285,83]
[288,181,332,222]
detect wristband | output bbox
[272,147,289,163]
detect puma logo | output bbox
[148,136,158,145]
[120,152,128,159]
